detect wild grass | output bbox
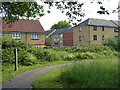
[2,60,70,83]
[33,58,118,88]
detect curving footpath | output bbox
[2,63,71,89]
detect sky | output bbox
[37,0,119,31]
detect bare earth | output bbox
[2,63,71,89]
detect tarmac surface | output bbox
[2,63,71,89]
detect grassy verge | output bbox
[2,60,71,83]
[33,57,118,88]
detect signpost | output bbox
[14,48,18,71]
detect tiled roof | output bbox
[45,30,54,35]
[79,18,118,27]
[2,19,45,33]
[51,28,73,35]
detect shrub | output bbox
[1,36,27,49]
[103,37,120,51]
[18,50,38,66]
[2,48,15,64]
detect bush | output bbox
[103,37,120,51]
[1,37,27,49]
[18,49,38,66]
[2,48,15,64]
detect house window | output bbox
[102,35,104,40]
[60,34,63,37]
[46,35,48,38]
[93,35,97,40]
[114,36,118,38]
[93,26,97,30]
[79,26,81,32]
[114,27,118,32]
[32,33,39,39]
[60,40,63,43]
[79,36,81,41]
[54,38,56,41]
[12,32,21,39]
[37,45,40,47]
[102,26,104,31]
[57,38,59,41]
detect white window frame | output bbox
[60,34,63,37]
[31,33,39,39]
[12,32,21,39]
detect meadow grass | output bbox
[33,57,118,88]
[2,60,70,83]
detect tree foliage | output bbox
[1,0,118,27]
[2,2,44,27]
[50,20,72,30]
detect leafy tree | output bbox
[1,0,118,27]
[1,2,44,27]
[50,20,72,30]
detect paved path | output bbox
[2,63,71,89]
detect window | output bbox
[114,36,118,38]
[46,35,48,38]
[57,38,59,41]
[93,35,97,40]
[93,26,97,30]
[32,33,39,39]
[37,45,40,47]
[60,34,63,37]
[102,26,104,31]
[12,32,21,39]
[79,26,81,32]
[54,38,56,41]
[102,35,104,40]
[114,27,118,32]
[60,40,63,43]
[79,36,81,41]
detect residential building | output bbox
[73,18,119,45]
[1,19,45,47]
[45,28,73,47]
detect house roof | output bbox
[79,18,118,27]
[45,30,54,35]
[2,19,45,33]
[51,28,73,35]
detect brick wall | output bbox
[63,32,73,46]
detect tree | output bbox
[1,0,118,27]
[1,2,44,27]
[50,20,72,30]
[45,38,51,46]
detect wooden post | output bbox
[14,48,18,71]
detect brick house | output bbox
[45,28,73,47]
[2,19,45,47]
[73,18,119,45]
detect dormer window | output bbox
[12,32,21,39]
[32,33,39,39]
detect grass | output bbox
[33,57,118,88]
[2,60,71,83]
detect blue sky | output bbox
[37,0,118,30]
